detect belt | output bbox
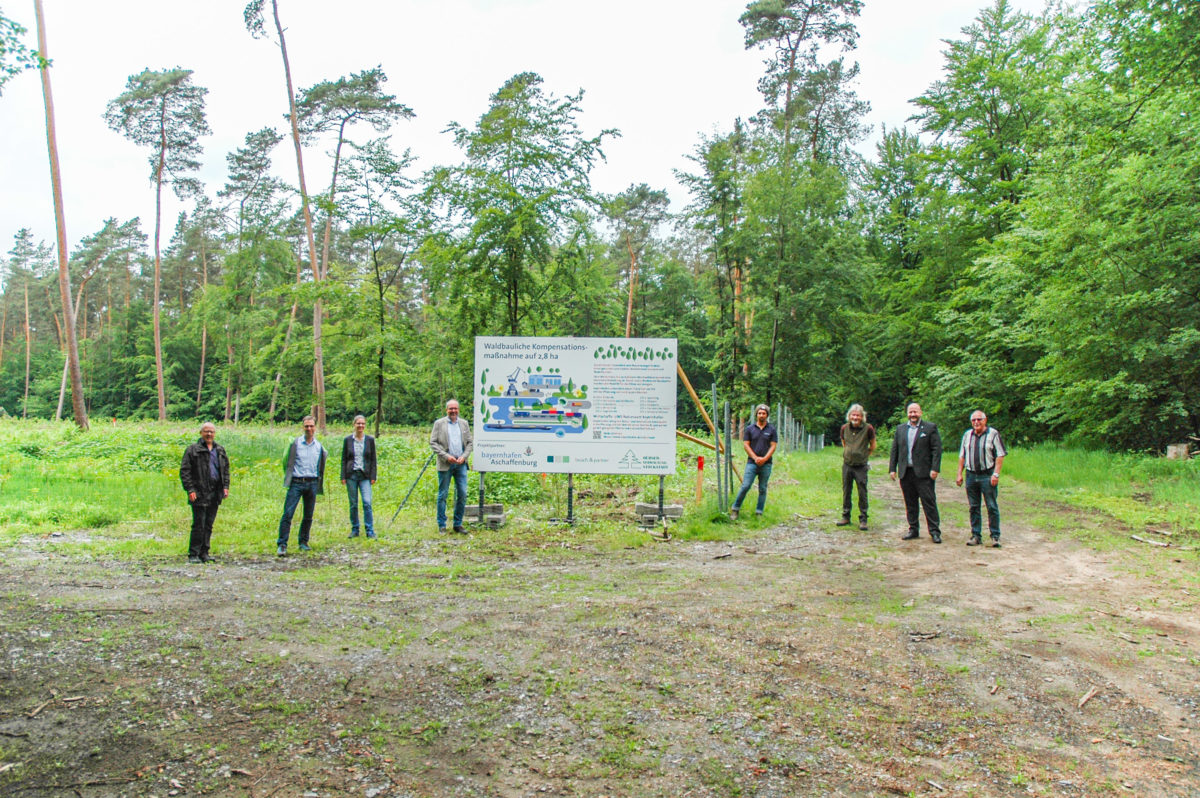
[967,468,993,474]
[292,476,318,482]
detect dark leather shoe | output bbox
[188,555,202,563]
[835,518,851,526]
[991,540,1002,548]
[858,521,868,531]
[931,535,942,544]
[966,537,982,546]
[453,525,466,534]
[901,532,920,540]
[201,555,216,563]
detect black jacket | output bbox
[888,420,942,479]
[180,439,230,506]
[340,434,377,481]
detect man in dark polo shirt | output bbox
[837,404,876,530]
[730,404,777,521]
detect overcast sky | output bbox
[0,0,1050,254]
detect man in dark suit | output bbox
[888,403,943,543]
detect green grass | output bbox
[1004,443,1200,536]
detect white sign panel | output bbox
[473,337,678,474]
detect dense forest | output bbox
[1,0,1196,450]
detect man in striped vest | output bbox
[954,410,1007,548]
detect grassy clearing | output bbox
[3,419,1197,559]
[1004,443,1200,537]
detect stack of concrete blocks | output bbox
[635,502,683,527]
[463,503,506,528]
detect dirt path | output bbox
[0,474,1197,797]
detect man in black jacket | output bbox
[180,422,230,563]
[888,403,943,544]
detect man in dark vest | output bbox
[888,402,943,544]
[837,404,876,531]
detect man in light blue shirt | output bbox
[277,416,327,556]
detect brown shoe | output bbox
[858,522,868,531]
[967,537,982,546]
[836,518,851,526]
[453,525,466,534]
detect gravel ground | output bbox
[1,477,1198,797]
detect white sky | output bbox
[0,0,1050,254]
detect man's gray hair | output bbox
[755,403,770,415]
[845,403,866,422]
[446,398,460,409]
[302,415,316,424]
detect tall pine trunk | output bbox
[36,0,88,430]
[269,0,326,431]
[151,106,168,421]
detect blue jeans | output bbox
[278,479,318,547]
[732,461,772,514]
[437,463,468,528]
[965,470,1001,539]
[345,473,374,537]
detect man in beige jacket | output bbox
[429,399,473,533]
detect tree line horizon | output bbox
[1,0,1196,452]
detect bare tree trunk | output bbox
[623,236,638,338]
[152,107,168,421]
[23,283,31,419]
[224,335,234,423]
[270,0,325,433]
[0,292,7,370]
[196,238,208,413]
[35,0,88,430]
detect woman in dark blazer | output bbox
[341,415,378,539]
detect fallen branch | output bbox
[1078,686,1100,709]
[990,683,1000,695]
[908,631,941,641]
[927,779,946,792]
[1131,534,1170,548]
[26,701,49,719]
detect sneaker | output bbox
[366,532,376,539]
[991,540,1002,548]
[349,532,360,539]
[453,525,466,534]
[188,555,202,564]
[276,545,286,557]
[967,537,982,546]
[729,509,739,521]
[836,518,851,526]
[298,544,311,552]
[859,522,869,531]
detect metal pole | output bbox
[720,400,729,501]
[476,470,485,526]
[657,475,665,522]
[712,384,723,512]
[567,472,575,525]
[389,452,435,527]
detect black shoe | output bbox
[188,555,202,563]
[991,540,1002,548]
[966,537,982,546]
[901,532,920,540]
[453,525,466,534]
[836,518,851,526]
[931,535,942,544]
[349,532,359,539]
[201,555,216,563]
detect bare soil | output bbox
[1,476,1198,797]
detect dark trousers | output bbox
[278,480,318,547]
[899,472,940,536]
[841,463,869,521]
[188,501,220,558]
[965,470,1001,539]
